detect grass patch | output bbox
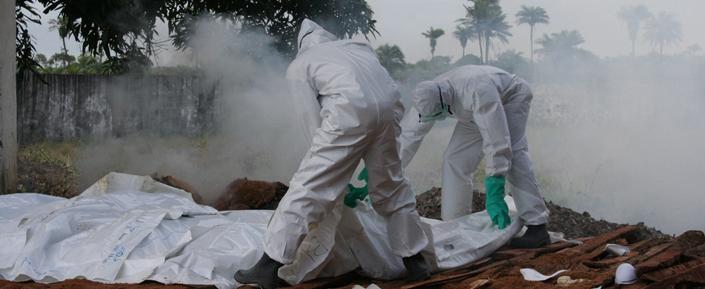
[17,142,78,197]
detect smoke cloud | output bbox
[527,56,705,235]
[76,18,307,203]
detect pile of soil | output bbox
[211,178,288,210]
[152,174,206,205]
[414,187,669,240]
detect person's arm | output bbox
[472,84,512,176]
[286,63,322,143]
[399,106,435,168]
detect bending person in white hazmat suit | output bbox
[235,19,430,289]
[400,65,550,249]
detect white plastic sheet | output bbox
[0,172,522,288]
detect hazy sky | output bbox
[29,0,705,64]
[365,0,705,62]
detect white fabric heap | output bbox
[0,172,521,288]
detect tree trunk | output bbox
[62,37,68,67]
[462,46,465,58]
[478,35,484,63]
[1,1,17,193]
[485,34,491,63]
[530,25,534,63]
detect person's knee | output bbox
[371,189,416,216]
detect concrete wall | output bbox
[17,73,217,144]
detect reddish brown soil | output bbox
[212,178,288,210]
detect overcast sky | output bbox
[29,0,705,64]
[365,0,705,62]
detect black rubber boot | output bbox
[403,253,431,281]
[234,253,283,289]
[510,224,551,249]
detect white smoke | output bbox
[76,18,307,202]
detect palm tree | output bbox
[453,25,475,57]
[48,15,70,67]
[422,27,445,58]
[536,30,586,61]
[644,12,682,56]
[48,15,69,53]
[375,44,406,75]
[618,5,651,56]
[481,13,512,63]
[516,5,549,63]
[459,0,512,63]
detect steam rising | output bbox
[76,19,307,203]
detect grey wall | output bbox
[17,73,217,144]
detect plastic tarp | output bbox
[0,172,522,288]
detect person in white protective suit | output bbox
[234,19,431,289]
[400,65,551,249]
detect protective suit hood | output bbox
[412,80,454,121]
[297,19,338,55]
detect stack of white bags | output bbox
[0,172,521,288]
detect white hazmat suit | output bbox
[264,19,429,264]
[400,65,550,225]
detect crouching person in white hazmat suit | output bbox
[234,19,431,289]
[400,65,551,249]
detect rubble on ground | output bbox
[272,226,704,289]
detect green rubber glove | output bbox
[345,168,369,208]
[485,175,511,229]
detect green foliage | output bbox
[17,142,78,197]
[516,5,549,27]
[398,56,453,83]
[35,52,202,75]
[490,49,528,75]
[454,54,483,67]
[459,0,512,63]
[48,14,70,54]
[37,53,107,74]
[536,30,590,61]
[375,44,406,78]
[453,24,476,57]
[49,52,75,67]
[422,27,445,57]
[25,0,378,73]
[16,0,42,75]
